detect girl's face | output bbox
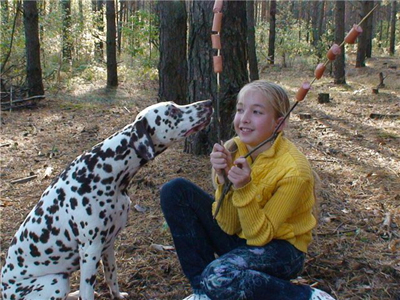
[234,89,280,154]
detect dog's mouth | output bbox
[184,104,213,137]
[184,121,208,137]
[184,115,213,137]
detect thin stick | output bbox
[216,72,221,143]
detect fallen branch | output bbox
[1,94,45,111]
[10,175,37,184]
[369,113,399,120]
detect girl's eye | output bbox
[237,108,244,113]
[254,110,263,115]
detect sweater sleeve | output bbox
[213,180,241,235]
[232,176,310,246]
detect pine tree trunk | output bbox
[365,1,374,58]
[268,0,276,65]
[334,0,346,84]
[247,0,259,81]
[185,1,215,155]
[61,0,72,62]
[78,0,84,30]
[23,0,44,98]
[93,0,104,61]
[311,1,321,47]
[118,0,125,54]
[158,0,187,104]
[356,1,369,67]
[218,0,248,141]
[389,1,397,55]
[106,0,118,87]
[186,0,248,155]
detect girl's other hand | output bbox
[228,157,251,189]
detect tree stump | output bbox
[299,113,312,120]
[318,93,330,104]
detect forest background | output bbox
[0,0,399,299]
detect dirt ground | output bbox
[1,55,399,300]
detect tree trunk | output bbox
[311,1,322,47]
[118,0,125,54]
[305,1,311,44]
[268,0,276,65]
[61,0,72,63]
[106,0,118,87]
[186,0,248,155]
[389,1,397,55]
[78,0,84,31]
[365,1,374,58]
[356,1,369,67]
[334,0,346,84]
[158,0,187,104]
[246,0,259,81]
[261,0,267,22]
[23,0,44,98]
[92,0,104,61]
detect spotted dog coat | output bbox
[1,100,213,300]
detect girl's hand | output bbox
[210,143,232,184]
[228,157,251,189]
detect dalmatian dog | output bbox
[1,100,213,300]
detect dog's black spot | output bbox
[34,206,44,217]
[47,204,59,214]
[45,248,54,255]
[29,244,41,257]
[155,115,162,126]
[63,230,71,241]
[101,177,114,185]
[68,220,79,237]
[39,229,50,243]
[86,206,92,215]
[56,240,72,252]
[29,232,39,243]
[82,197,89,206]
[103,164,113,173]
[17,256,24,268]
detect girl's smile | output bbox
[234,90,281,157]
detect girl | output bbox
[160,80,335,300]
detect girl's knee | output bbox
[160,178,189,208]
[201,259,243,297]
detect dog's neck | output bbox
[88,127,145,193]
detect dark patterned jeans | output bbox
[160,178,313,300]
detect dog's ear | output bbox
[129,117,155,161]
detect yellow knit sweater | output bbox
[212,133,317,253]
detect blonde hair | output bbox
[237,80,290,120]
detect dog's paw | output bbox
[66,290,100,300]
[66,291,80,300]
